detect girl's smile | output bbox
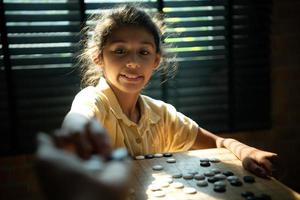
[119,73,144,83]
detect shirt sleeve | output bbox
[163,103,199,152]
[69,86,107,122]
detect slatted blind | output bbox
[163,0,229,131]
[0,0,271,155]
[2,0,81,153]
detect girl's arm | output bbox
[191,127,278,178]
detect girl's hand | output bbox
[242,148,278,178]
[36,133,132,200]
[53,113,112,160]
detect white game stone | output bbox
[149,184,161,191]
[154,153,163,158]
[152,191,165,198]
[160,177,173,184]
[152,165,164,171]
[166,158,176,163]
[135,155,145,160]
[158,181,169,188]
[184,187,197,194]
[171,182,184,189]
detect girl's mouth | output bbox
[120,74,143,82]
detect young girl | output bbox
[57,4,277,179]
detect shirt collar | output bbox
[96,78,160,127]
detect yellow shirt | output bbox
[69,78,198,156]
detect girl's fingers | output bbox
[74,133,93,159]
[242,157,268,178]
[52,118,112,159]
[257,152,279,176]
[53,129,77,153]
[87,132,112,158]
[86,120,112,159]
[52,129,65,147]
[53,128,93,159]
[258,158,273,175]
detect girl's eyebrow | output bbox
[109,40,155,48]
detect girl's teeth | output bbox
[126,75,138,78]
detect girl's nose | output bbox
[126,53,140,69]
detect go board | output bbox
[128,148,300,200]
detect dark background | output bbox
[221,0,300,193]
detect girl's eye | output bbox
[140,50,150,55]
[114,49,126,55]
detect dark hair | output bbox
[78,4,177,88]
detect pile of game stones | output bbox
[199,157,271,199]
[135,153,173,160]
[135,154,272,199]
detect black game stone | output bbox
[207,177,219,183]
[243,175,255,183]
[200,161,211,167]
[145,154,154,159]
[163,153,173,157]
[246,196,258,200]
[222,170,234,176]
[241,191,254,198]
[213,185,226,193]
[229,179,243,186]
[199,158,209,162]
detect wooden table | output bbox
[129,148,300,200]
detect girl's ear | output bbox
[92,53,103,67]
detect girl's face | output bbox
[99,26,161,95]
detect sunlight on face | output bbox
[100,26,161,96]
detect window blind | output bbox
[163,0,229,131]
[0,0,271,155]
[2,0,81,153]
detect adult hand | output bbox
[242,148,278,178]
